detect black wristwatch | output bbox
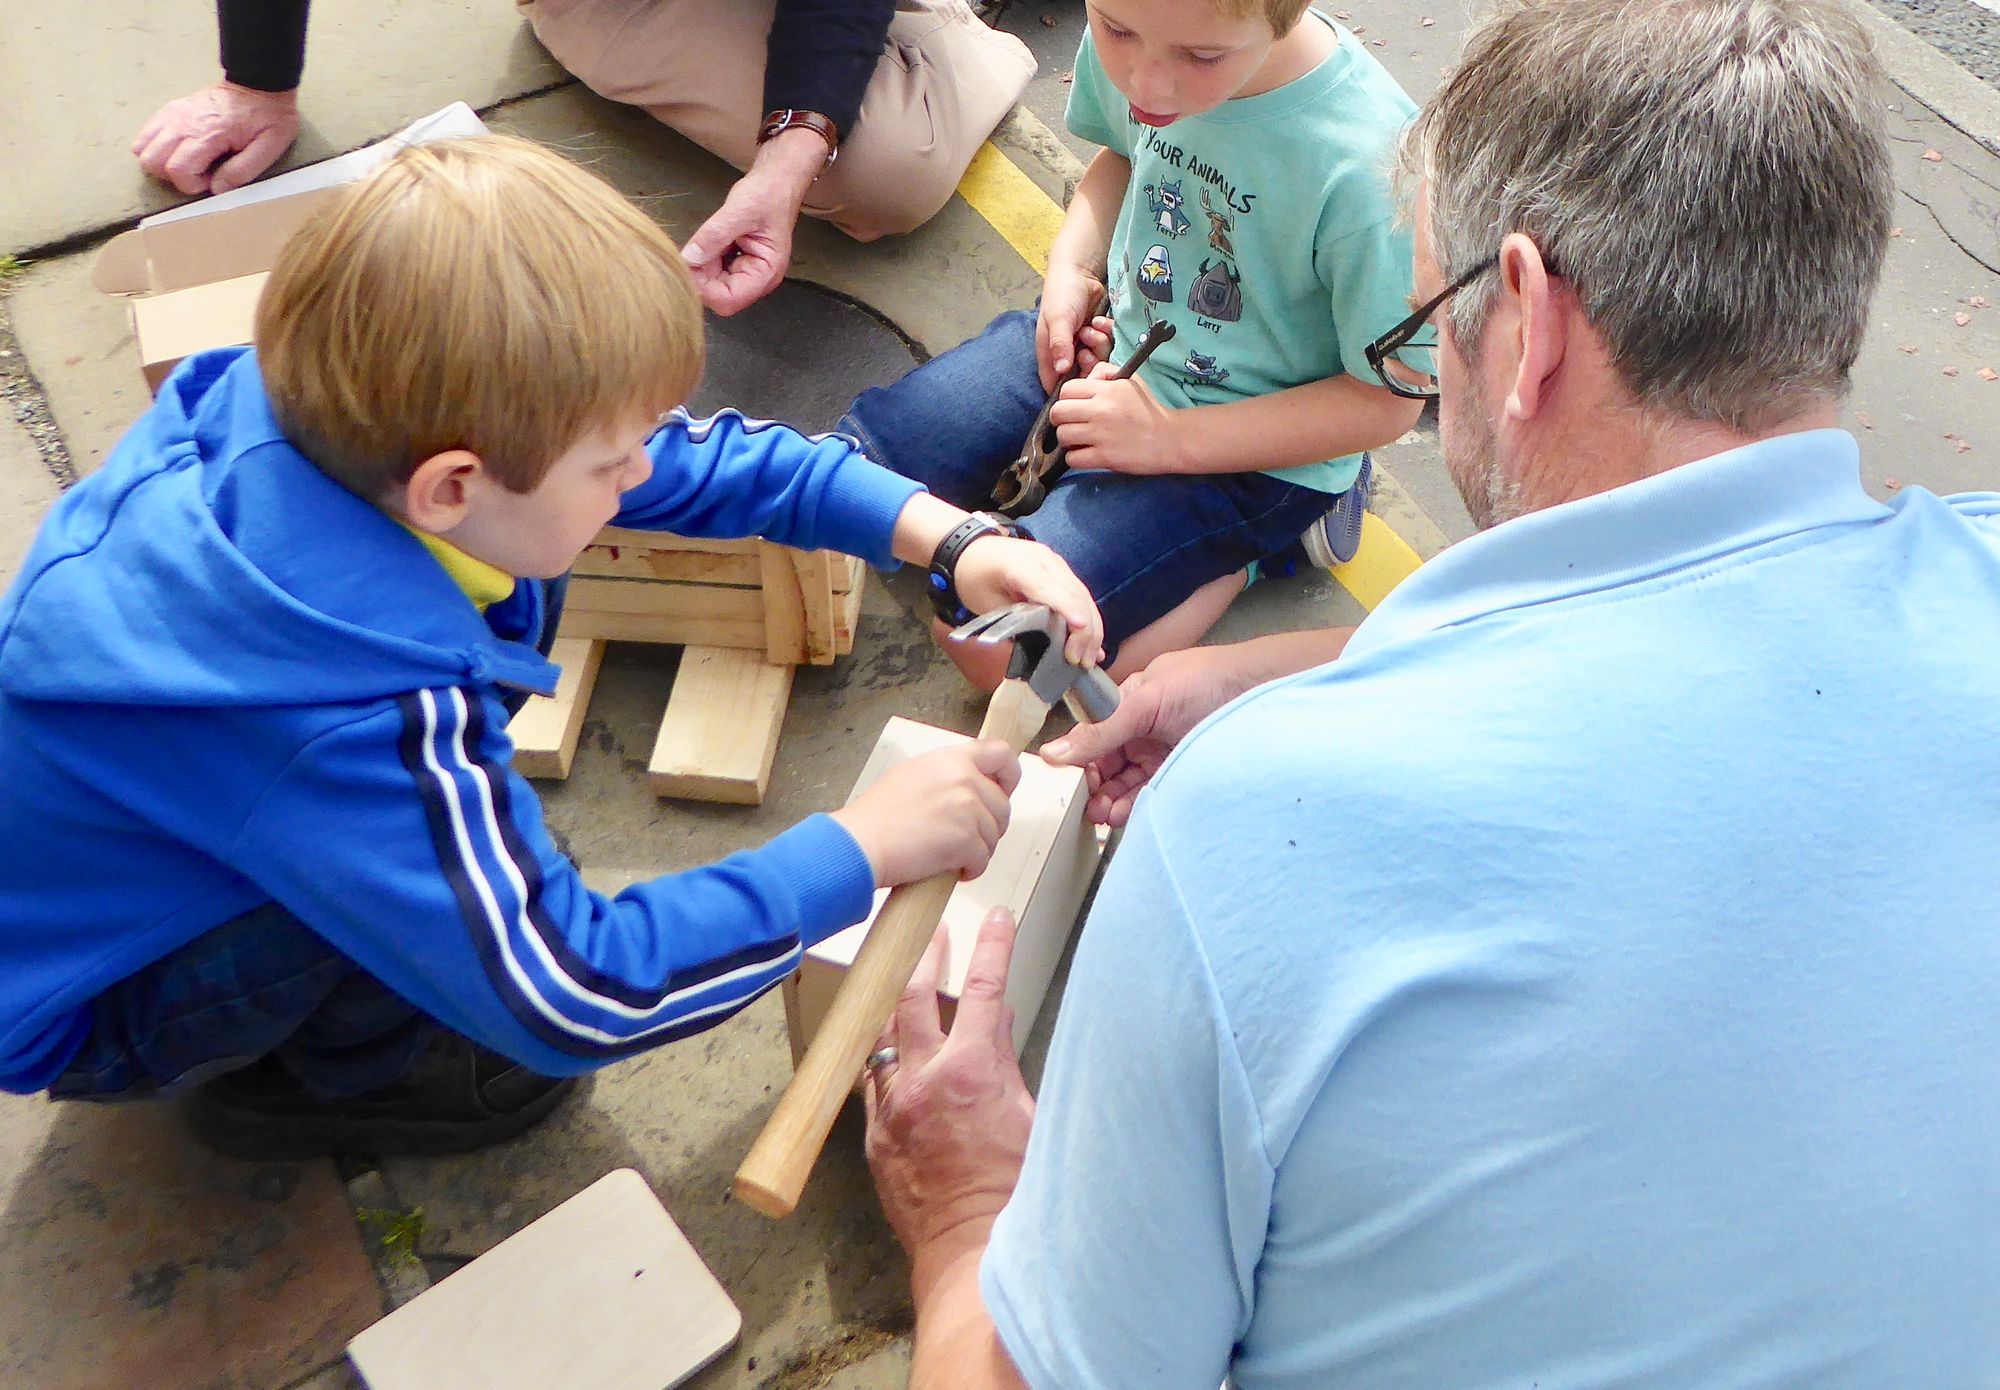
[927,511,1020,626]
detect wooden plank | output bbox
[564,577,763,622]
[555,610,766,650]
[506,638,604,780]
[572,546,761,585]
[757,543,810,666]
[592,527,758,557]
[833,557,865,656]
[830,552,860,596]
[794,548,838,667]
[648,647,795,805]
[346,1169,739,1390]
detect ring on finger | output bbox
[864,1046,899,1075]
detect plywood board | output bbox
[787,717,1105,1063]
[648,647,795,805]
[347,1168,739,1390]
[507,638,604,780]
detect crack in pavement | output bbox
[1898,187,2000,274]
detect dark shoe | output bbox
[185,1037,583,1161]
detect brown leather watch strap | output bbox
[757,109,841,172]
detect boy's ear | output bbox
[398,449,486,535]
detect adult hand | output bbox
[134,81,300,196]
[1040,646,1251,826]
[1049,364,1182,475]
[865,909,1035,1263]
[952,535,1106,668]
[831,741,1020,887]
[1034,266,1110,393]
[682,128,824,316]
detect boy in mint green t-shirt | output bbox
[842,0,1426,680]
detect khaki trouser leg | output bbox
[517,0,1036,241]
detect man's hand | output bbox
[1049,364,1182,475]
[865,909,1035,1264]
[1040,646,1252,826]
[682,128,825,316]
[952,535,1106,668]
[832,742,1020,887]
[134,81,300,196]
[1035,266,1111,393]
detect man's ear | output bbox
[397,449,485,535]
[1496,232,1566,424]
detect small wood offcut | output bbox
[507,528,865,804]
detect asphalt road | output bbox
[1868,0,2000,89]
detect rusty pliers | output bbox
[991,319,1178,518]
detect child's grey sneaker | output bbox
[1298,454,1374,569]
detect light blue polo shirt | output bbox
[983,430,2000,1389]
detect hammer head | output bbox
[951,603,1120,723]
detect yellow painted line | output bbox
[1331,512,1424,611]
[955,142,1067,275]
[957,140,1432,612]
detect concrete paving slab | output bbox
[7,254,152,478]
[0,1095,379,1390]
[1,4,564,256]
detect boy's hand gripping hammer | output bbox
[732,603,1118,1219]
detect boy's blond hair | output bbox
[256,134,703,498]
[1211,0,1313,34]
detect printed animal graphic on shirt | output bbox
[1198,188,1236,260]
[1144,179,1192,238]
[1183,349,1230,386]
[1186,258,1243,323]
[1137,244,1175,303]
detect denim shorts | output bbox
[841,309,1339,663]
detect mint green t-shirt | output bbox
[1066,15,1418,493]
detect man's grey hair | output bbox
[1410,0,1894,433]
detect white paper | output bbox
[140,102,490,229]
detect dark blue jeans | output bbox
[49,901,436,1101]
[841,309,1339,663]
[49,577,572,1103]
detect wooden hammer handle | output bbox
[732,678,1053,1219]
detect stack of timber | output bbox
[507,528,864,804]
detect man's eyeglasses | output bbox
[1364,253,1499,402]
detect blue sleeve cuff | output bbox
[817,449,925,572]
[755,812,878,948]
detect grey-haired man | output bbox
[863,2,2000,1387]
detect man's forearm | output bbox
[1165,374,1425,475]
[218,0,310,92]
[765,0,895,139]
[910,1223,1031,1390]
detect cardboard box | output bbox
[782,716,1108,1068]
[95,103,488,389]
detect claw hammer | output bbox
[733,603,1118,1219]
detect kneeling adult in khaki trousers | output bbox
[520,0,1034,313]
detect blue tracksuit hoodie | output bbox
[0,347,925,1091]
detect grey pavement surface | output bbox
[1867,0,2000,90]
[0,2,1996,1388]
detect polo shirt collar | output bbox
[1347,429,1885,659]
